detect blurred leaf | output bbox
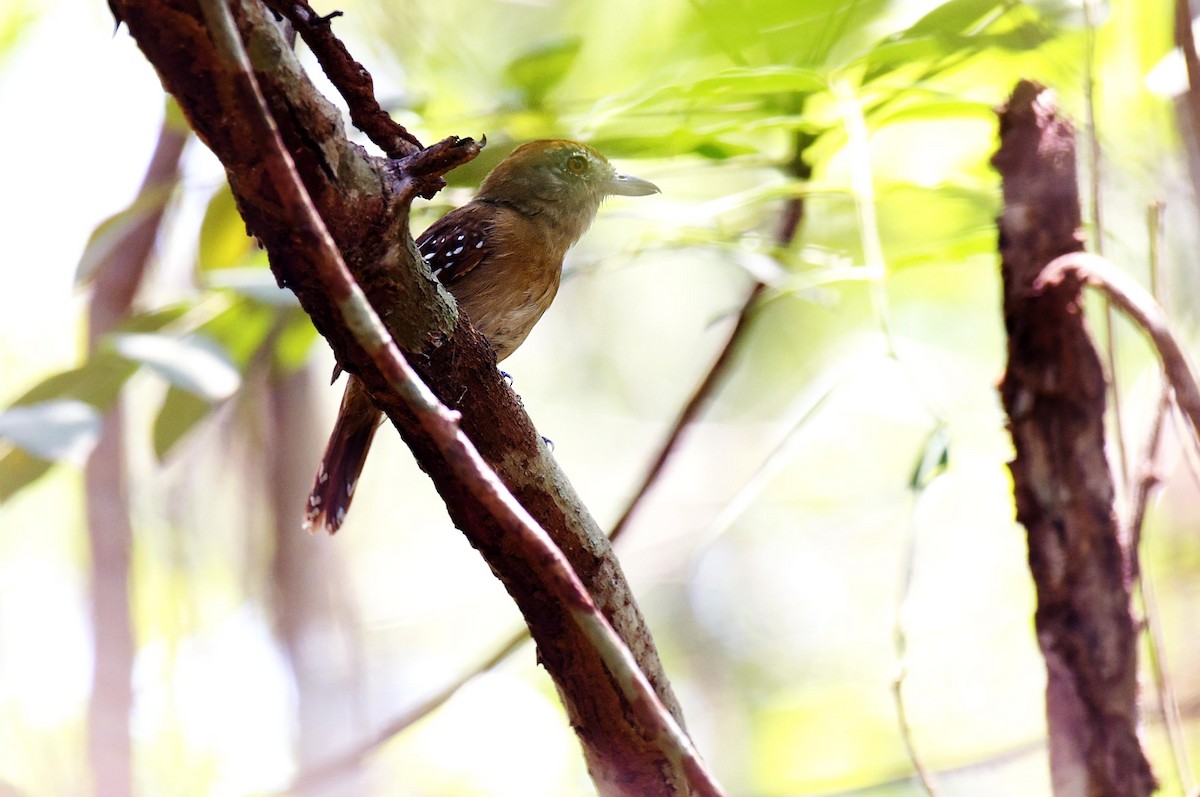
[589,131,758,160]
[9,352,138,411]
[273,309,321,373]
[674,66,828,100]
[911,423,951,490]
[122,302,197,333]
[687,0,892,68]
[203,266,298,307]
[904,0,1008,39]
[890,225,997,269]
[199,299,277,367]
[152,387,213,459]
[863,0,1054,82]
[868,97,995,127]
[109,333,240,401]
[75,182,177,286]
[505,37,582,107]
[0,399,101,462]
[0,447,53,503]
[0,0,37,69]
[198,184,257,271]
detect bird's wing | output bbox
[417,203,493,286]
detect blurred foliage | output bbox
[3,0,1200,796]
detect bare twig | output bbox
[261,0,422,159]
[1127,199,1197,795]
[609,281,764,543]
[197,1,722,793]
[890,424,950,797]
[1083,0,1130,487]
[612,127,813,542]
[1176,0,1200,159]
[1142,563,1196,795]
[1035,252,1200,449]
[281,631,530,794]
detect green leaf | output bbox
[10,352,138,411]
[677,66,828,99]
[868,97,995,127]
[588,131,757,160]
[903,0,1007,39]
[0,447,53,503]
[152,387,213,460]
[910,423,951,490]
[0,0,38,70]
[0,399,101,462]
[505,37,582,106]
[198,299,276,368]
[203,267,298,307]
[108,333,240,401]
[198,184,257,271]
[75,182,177,286]
[272,309,321,373]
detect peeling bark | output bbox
[993,80,1155,797]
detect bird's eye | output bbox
[566,154,588,175]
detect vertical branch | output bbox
[266,364,368,797]
[1173,0,1200,207]
[85,110,187,797]
[992,81,1155,797]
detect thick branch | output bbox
[113,1,691,793]
[992,80,1155,797]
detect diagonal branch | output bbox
[113,0,698,793]
[262,0,422,160]
[197,1,721,791]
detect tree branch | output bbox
[113,0,696,792]
[993,79,1155,797]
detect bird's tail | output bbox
[304,375,382,534]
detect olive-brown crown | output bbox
[476,140,658,242]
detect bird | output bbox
[304,139,660,534]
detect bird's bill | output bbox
[605,172,660,196]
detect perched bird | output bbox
[305,139,660,534]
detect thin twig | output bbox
[261,0,422,159]
[1142,560,1196,795]
[834,79,895,355]
[197,1,723,793]
[1083,0,1130,489]
[836,77,941,790]
[612,127,813,542]
[1128,199,1196,794]
[890,424,949,797]
[609,280,764,543]
[282,630,530,794]
[1035,252,1200,449]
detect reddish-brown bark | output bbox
[993,80,1155,797]
[110,1,688,793]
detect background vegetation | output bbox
[1,0,1197,795]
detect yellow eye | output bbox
[566,154,588,175]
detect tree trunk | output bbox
[993,80,1156,797]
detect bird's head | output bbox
[477,139,659,240]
